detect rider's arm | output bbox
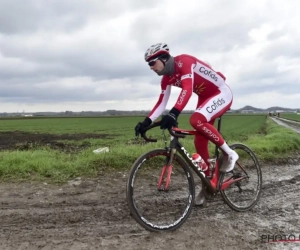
[148,80,171,121]
[173,60,194,112]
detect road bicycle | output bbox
[126,116,262,232]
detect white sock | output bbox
[220,142,233,155]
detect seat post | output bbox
[217,116,222,132]
[215,116,222,158]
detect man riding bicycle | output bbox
[135,43,239,205]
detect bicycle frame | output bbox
[169,133,219,193]
[141,117,246,194]
[169,130,245,193]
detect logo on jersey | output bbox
[199,67,218,82]
[196,121,219,142]
[202,127,220,141]
[206,98,225,113]
[181,74,192,80]
[194,82,206,95]
[177,60,183,68]
[173,79,181,87]
[161,90,165,94]
[177,90,187,105]
[197,120,203,127]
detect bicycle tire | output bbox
[126,148,195,232]
[219,143,262,212]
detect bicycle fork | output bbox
[157,148,176,191]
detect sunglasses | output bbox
[148,57,159,67]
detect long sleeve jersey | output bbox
[148,54,227,121]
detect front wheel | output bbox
[219,143,262,212]
[126,148,195,232]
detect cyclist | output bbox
[135,43,239,205]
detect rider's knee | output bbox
[190,112,207,129]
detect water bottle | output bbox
[192,153,208,172]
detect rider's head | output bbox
[144,43,174,76]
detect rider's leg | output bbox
[194,133,211,206]
[193,139,209,207]
[190,86,238,172]
[194,122,214,176]
[194,123,212,207]
[193,98,215,176]
[190,112,238,172]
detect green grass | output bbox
[0,114,299,182]
[244,118,300,160]
[0,116,140,134]
[280,113,300,122]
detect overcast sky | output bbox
[0,0,299,113]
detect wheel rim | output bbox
[220,144,262,211]
[128,150,194,231]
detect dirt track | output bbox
[1,119,300,250]
[1,163,300,250]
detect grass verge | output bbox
[0,118,299,182]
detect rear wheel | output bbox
[126,148,195,232]
[219,143,262,212]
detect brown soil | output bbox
[0,131,114,152]
[0,165,300,250]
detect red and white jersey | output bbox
[148,54,229,121]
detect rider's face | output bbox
[149,59,164,73]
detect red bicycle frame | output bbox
[154,126,246,193]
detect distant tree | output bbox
[65,111,73,116]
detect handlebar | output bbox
[140,121,186,142]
